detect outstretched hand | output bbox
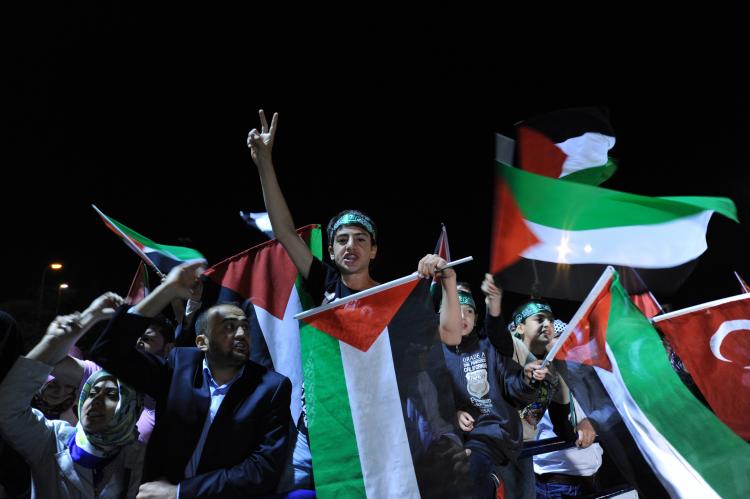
[247,109,278,167]
[163,261,206,300]
[524,359,549,384]
[480,273,501,300]
[82,292,124,323]
[45,313,82,340]
[575,417,597,448]
[417,254,455,280]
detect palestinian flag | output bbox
[429,224,451,311]
[296,278,471,498]
[554,361,670,497]
[553,268,615,371]
[564,270,750,497]
[491,163,738,300]
[93,205,205,275]
[125,262,150,305]
[517,107,617,185]
[201,224,321,425]
[654,294,750,440]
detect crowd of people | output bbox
[1,110,622,499]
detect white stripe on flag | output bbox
[557,132,615,177]
[340,330,420,499]
[524,211,714,267]
[254,287,303,423]
[596,346,719,498]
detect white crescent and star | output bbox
[710,319,750,370]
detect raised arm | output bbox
[418,254,461,346]
[88,266,202,399]
[134,260,204,318]
[26,292,123,367]
[248,109,314,278]
[481,273,514,357]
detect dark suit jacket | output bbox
[90,306,291,498]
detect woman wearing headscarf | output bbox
[0,307,145,498]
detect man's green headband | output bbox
[328,213,377,242]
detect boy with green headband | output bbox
[508,300,599,497]
[248,109,463,493]
[442,281,549,499]
[247,110,462,338]
[508,299,572,439]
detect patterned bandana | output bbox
[457,290,476,311]
[74,370,142,459]
[328,212,377,243]
[509,302,552,332]
[553,319,568,338]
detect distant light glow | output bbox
[556,236,572,263]
[583,244,593,253]
[58,283,69,289]
[50,263,63,270]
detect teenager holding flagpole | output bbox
[248,109,468,497]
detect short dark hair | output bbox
[148,315,175,343]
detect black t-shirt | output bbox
[303,257,358,305]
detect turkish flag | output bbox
[656,295,750,440]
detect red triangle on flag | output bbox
[300,279,419,352]
[518,126,567,178]
[556,277,613,371]
[491,176,540,273]
[204,225,316,320]
[126,262,149,305]
[431,225,451,287]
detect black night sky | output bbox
[5,7,750,339]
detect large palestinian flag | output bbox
[296,278,471,499]
[93,205,205,275]
[201,225,321,424]
[491,163,738,300]
[560,269,750,497]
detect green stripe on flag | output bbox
[108,216,204,260]
[300,322,366,498]
[606,274,750,497]
[498,162,738,230]
[297,227,366,498]
[157,243,204,261]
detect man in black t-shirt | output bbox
[248,109,465,494]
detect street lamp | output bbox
[38,262,63,322]
[55,283,69,315]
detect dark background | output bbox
[5,6,750,344]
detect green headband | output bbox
[510,302,552,331]
[328,212,377,242]
[457,291,476,311]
